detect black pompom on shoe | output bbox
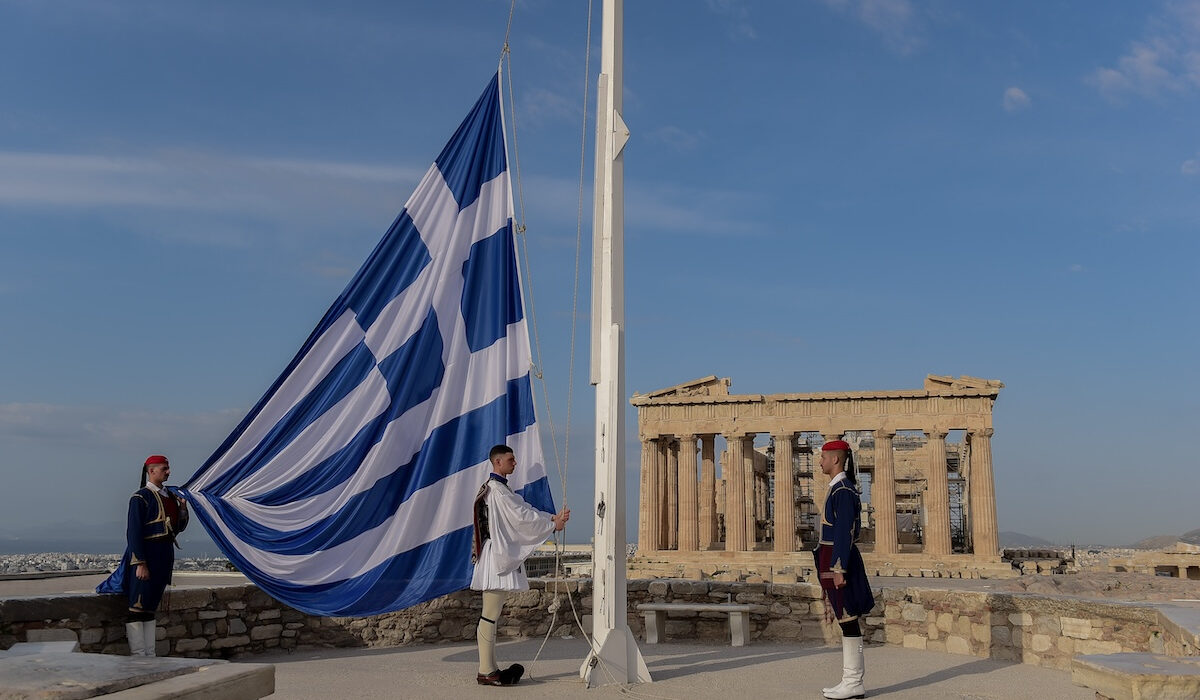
[476,670,502,686]
[498,663,524,685]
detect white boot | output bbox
[823,636,865,699]
[142,620,157,656]
[125,622,145,656]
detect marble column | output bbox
[699,435,717,549]
[657,439,670,549]
[924,429,951,555]
[677,435,699,551]
[724,433,747,551]
[667,439,679,550]
[969,428,999,557]
[773,433,795,552]
[872,431,897,554]
[641,437,659,553]
[742,435,757,549]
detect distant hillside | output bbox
[999,531,1056,548]
[1129,534,1180,549]
[1180,529,1200,546]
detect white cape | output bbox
[470,480,555,591]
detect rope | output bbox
[499,4,584,677]
[499,3,678,696]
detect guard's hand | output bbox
[833,571,845,588]
[552,508,570,531]
[136,563,150,581]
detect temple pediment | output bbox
[924,375,1005,392]
[639,375,731,400]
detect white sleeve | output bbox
[487,483,556,575]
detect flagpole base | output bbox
[579,627,651,687]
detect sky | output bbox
[1,0,1197,552]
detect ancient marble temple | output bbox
[632,375,1012,579]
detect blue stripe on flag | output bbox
[186,210,431,489]
[515,476,555,516]
[435,73,506,210]
[341,209,432,331]
[203,341,381,498]
[187,496,521,618]
[185,495,472,615]
[461,221,524,352]
[248,309,445,505]
[201,375,540,555]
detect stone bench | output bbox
[637,603,753,647]
[1071,653,1200,700]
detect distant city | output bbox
[0,552,231,576]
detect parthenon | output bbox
[632,375,1012,578]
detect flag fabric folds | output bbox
[182,73,554,617]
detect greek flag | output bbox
[182,74,554,617]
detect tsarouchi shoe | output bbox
[498,663,524,685]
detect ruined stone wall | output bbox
[868,587,1196,670]
[1,579,1194,671]
[0,585,358,658]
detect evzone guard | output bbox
[96,454,189,656]
[470,444,570,686]
[814,439,875,699]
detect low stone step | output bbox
[1,640,80,656]
[1071,652,1200,700]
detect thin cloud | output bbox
[1003,86,1031,112]
[819,0,923,55]
[1181,157,1200,175]
[706,0,757,40]
[1114,220,1150,236]
[1088,1,1200,100]
[518,87,582,127]
[648,125,707,152]
[626,183,767,237]
[0,402,239,451]
[0,149,426,244]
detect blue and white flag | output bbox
[182,74,554,617]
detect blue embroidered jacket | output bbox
[818,478,862,574]
[126,487,189,565]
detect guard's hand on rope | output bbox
[552,508,570,531]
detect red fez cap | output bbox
[821,440,850,452]
[144,455,169,467]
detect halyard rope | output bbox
[500,3,680,697]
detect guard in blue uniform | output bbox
[813,439,874,699]
[97,454,188,656]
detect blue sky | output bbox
[1,0,1196,550]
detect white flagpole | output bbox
[581,0,650,687]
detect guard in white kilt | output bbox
[470,444,569,686]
